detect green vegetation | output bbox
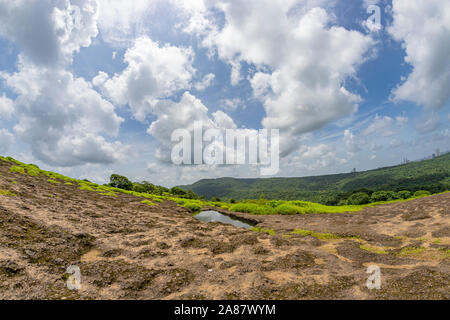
[0,189,16,196]
[180,153,450,204]
[1,155,447,218]
[346,192,371,205]
[396,247,426,256]
[250,227,276,236]
[360,245,389,254]
[292,229,358,240]
[9,166,25,174]
[141,200,156,206]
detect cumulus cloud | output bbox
[177,1,374,156]
[0,94,14,119]
[147,91,236,162]
[0,128,14,154]
[389,0,450,109]
[0,0,99,67]
[97,36,196,122]
[1,59,125,166]
[96,0,157,46]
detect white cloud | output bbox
[96,0,156,46]
[178,1,374,156]
[416,111,440,134]
[98,36,196,122]
[1,59,125,166]
[147,92,236,162]
[363,114,395,136]
[0,0,99,67]
[389,0,450,109]
[220,98,243,111]
[344,129,361,154]
[0,128,14,154]
[194,73,215,91]
[0,93,14,119]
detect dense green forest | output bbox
[180,153,450,205]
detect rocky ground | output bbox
[0,158,449,299]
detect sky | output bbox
[0,0,449,187]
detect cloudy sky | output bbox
[0,0,449,186]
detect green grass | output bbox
[47,179,60,184]
[141,200,156,206]
[9,166,25,174]
[360,245,389,255]
[0,189,16,196]
[99,191,117,197]
[396,247,426,256]
[291,229,358,240]
[250,227,276,236]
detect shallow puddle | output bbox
[194,210,253,229]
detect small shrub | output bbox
[396,190,412,199]
[141,200,156,206]
[47,179,60,184]
[183,202,201,212]
[9,166,25,174]
[414,190,431,197]
[346,192,371,205]
[275,204,301,215]
[109,174,133,191]
[371,191,397,202]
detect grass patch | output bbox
[141,200,156,206]
[0,189,16,196]
[360,244,389,255]
[47,179,61,184]
[9,166,25,174]
[291,229,359,240]
[250,227,276,236]
[396,247,426,256]
[99,191,117,197]
[183,201,202,212]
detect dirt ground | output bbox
[0,159,449,300]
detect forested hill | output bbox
[179,153,450,203]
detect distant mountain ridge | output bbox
[179,153,450,203]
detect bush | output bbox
[229,203,260,214]
[396,190,412,199]
[414,190,431,197]
[9,166,25,174]
[275,204,301,215]
[170,187,186,196]
[183,202,202,212]
[370,191,397,202]
[346,192,371,205]
[109,174,133,191]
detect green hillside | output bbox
[180,153,450,204]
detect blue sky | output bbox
[0,0,449,186]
